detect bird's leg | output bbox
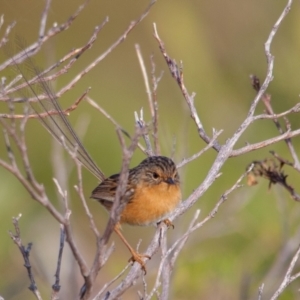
[114,223,150,274]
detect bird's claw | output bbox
[163,218,174,229]
[128,252,151,274]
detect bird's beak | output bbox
[165,177,175,185]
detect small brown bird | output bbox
[15,54,181,273]
[91,155,181,272]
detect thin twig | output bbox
[0,21,16,48]
[250,74,300,169]
[2,19,107,103]
[146,209,201,300]
[135,44,153,116]
[153,23,221,152]
[0,88,89,119]
[93,264,131,300]
[135,109,153,156]
[150,54,162,155]
[73,161,101,238]
[39,0,52,39]
[230,128,300,157]
[9,215,43,300]
[51,225,65,300]
[0,0,91,71]
[253,103,300,122]
[177,129,223,168]
[87,96,147,154]
[257,284,264,300]
[270,243,300,300]
[135,45,159,156]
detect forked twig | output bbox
[9,215,42,300]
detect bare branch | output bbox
[53,177,89,278]
[0,0,91,71]
[9,215,43,300]
[270,243,300,300]
[86,96,147,154]
[135,44,160,156]
[0,88,89,119]
[153,23,221,151]
[135,44,153,116]
[51,225,65,299]
[0,20,16,48]
[150,54,162,155]
[177,129,223,168]
[250,74,300,169]
[230,128,300,157]
[39,0,52,39]
[257,284,264,300]
[135,109,153,156]
[93,264,131,300]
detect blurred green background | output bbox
[1,0,300,299]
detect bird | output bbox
[13,53,181,273]
[90,155,181,272]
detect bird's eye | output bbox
[152,172,159,179]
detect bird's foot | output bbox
[163,218,174,229]
[128,251,151,274]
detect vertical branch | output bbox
[51,225,65,300]
[135,109,153,156]
[39,0,52,38]
[135,44,153,116]
[159,232,171,300]
[9,215,42,300]
[150,55,161,155]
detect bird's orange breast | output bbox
[120,182,181,226]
